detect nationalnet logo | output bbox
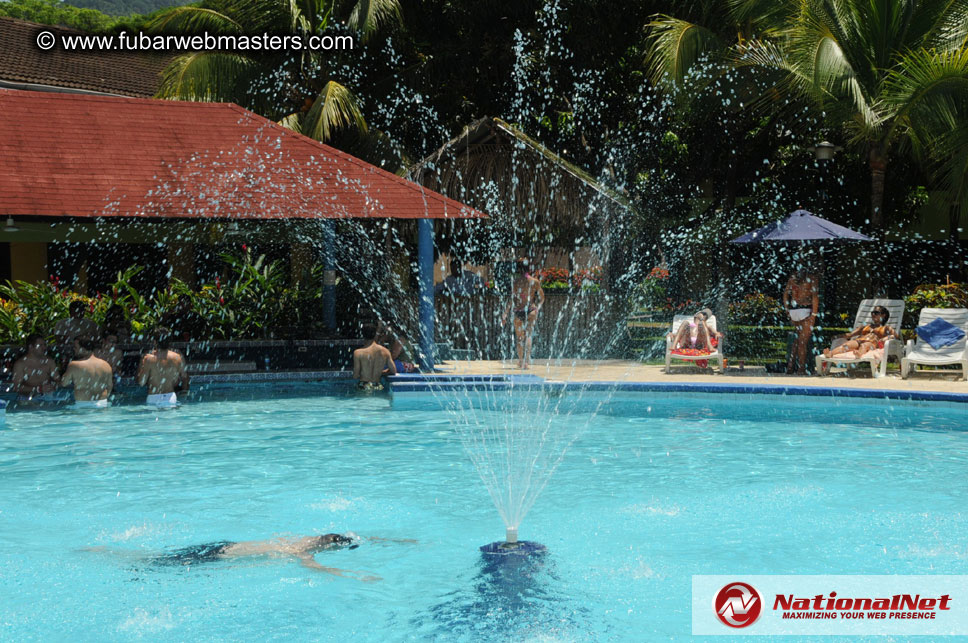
[693,576,968,636]
[714,582,762,628]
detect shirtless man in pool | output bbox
[60,336,113,407]
[137,327,189,407]
[11,333,60,399]
[352,323,396,391]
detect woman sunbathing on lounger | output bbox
[823,306,898,359]
[669,309,721,353]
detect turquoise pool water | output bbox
[1,390,966,641]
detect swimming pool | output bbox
[1,390,966,640]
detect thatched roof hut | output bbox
[407,117,633,265]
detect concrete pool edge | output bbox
[388,375,968,404]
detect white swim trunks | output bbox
[146,392,177,407]
[788,308,812,322]
[73,399,109,409]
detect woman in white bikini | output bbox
[782,268,819,374]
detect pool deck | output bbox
[434,359,968,396]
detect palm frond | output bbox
[884,47,968,123]
[346,0,402,41]
[911,0,968,51]
[156,52,258,103]
[148,6,245,34]
[278,112,303,132]
[726,0,795,38]
[646,15,724,87]
[302,80,368,141]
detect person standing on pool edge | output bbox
[501,258,545,370]
[137,326,189,407]
[782,266,819,375]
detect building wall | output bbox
[10,242,47,283]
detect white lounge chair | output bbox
[901,308,968,380]
[665,314,724,373]
[815,299,905,378]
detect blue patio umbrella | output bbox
[730,209,871,244]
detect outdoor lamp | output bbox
[810,141,842,162]
[4,217,18,232]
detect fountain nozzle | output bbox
[505,527,518,544]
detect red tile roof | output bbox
[0,17,170,97]
[0,90,486,220]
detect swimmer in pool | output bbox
[153,533,414,581]
[86,532,415,581]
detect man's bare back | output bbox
[62,355,113,402]
[353,341,396,385]
[12,354,59,396]
[137,349,189,394]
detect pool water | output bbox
[1,392,966,641]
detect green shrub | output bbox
[728,293,784,326]
[0,251,327,344]
[905,283,967,323]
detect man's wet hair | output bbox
[153,326,172,349]
[362,323,378,340]
[319,533,358,550]
[69,300,87,316]
[24,333,45,349]
[75,336,98,353]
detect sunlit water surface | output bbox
[1,391,966,641]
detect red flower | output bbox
[242,244,248,252]
[219,296,225,304]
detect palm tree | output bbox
[645,0,793,90]
[771,0,968,233]
[650,0,968,235]
[150,0,402,143]
[882,46,968,237]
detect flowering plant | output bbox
[633,265,671,309]
[571,266,604,290]
[533,266,604,292]
[535,267,571,290]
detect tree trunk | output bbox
[949,202,961,242]
[869,146,888,233]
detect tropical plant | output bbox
[149,0,401,144]
[733,0,968,233]
[535,267,570,290]
[645,0,792,90]
[632,266,670,310]
[728,292,784,325]
[647,0,968,235]
[0,277,74,341]
[905,282,968,320]
[0,252,332,344]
